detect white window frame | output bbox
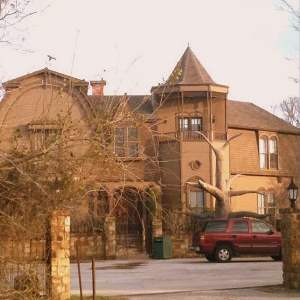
[257,193,266,215]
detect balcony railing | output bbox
[177,131,208,141]
[158,131,227,142]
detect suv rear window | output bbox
[205,221,228,232]
[232,220,248,233]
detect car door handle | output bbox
[232,235,237,238]
[253,235,257,238]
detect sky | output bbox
[0,0,299,112]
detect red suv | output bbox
[193,218,281,262]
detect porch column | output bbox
[104,190,116,259]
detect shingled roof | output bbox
[167,46,215,85]
[88,95,153,114]
[89,96,299,134]
[227,100,300,134]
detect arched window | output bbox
[257,192,277,218]
[269,137,278,169]
[267,192,276,217]
[257,193,266,214]
[189,188,205,211]
[259,137,268,169]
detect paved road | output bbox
[71,257,283,297]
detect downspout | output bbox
[208,85,214,211]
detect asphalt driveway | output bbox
[71,257,283,297]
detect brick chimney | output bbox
[90,79,106,96]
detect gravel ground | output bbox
[72,257,286,298]
[127,286,300,300]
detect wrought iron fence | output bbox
[0,260,48,297]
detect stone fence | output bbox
[280,208,300,290]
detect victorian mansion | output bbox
[1,47,299,258]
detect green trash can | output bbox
[152,236,172,259]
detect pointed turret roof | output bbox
[167,46,215,85]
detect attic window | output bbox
[27,123,61,151]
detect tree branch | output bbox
[195,131,222,161]
[223,133,242,148]
[280,0,299,18]
[187,179,224,200]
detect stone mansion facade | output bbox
[1,47,300,258]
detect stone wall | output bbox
[0,239,46,261]
[172,237,189,258]
[280,208,300,290]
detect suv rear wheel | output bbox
[215,245,232,263]
[205,254,216,262]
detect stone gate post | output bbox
[47,209,71,300]
[280,208,300,289]
[104,216,116,259]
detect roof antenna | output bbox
[70,29,80,75]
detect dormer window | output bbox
[114,127,139,158]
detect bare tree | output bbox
[0,0,38,44]
[280,97,300,127]
[0,82,166,298]
[279,0,300,28]
[277,1,300,127]
[188,132,261,218]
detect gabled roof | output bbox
[167,46,215,85]
[227,100,300,134]
[3,68,88,88]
